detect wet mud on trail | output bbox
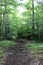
[1,40,43,65]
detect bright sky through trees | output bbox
[17,6,27,14]
[36,0,43,4]
[17,0,37,15]
[17,0,28,4]
[17,0,27,16]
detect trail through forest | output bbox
[0,0,43,65]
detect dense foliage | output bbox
[0,0,43,41]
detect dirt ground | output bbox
[1,40,43,65]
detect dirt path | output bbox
[1,40,43,65]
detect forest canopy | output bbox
[0,0,43,41]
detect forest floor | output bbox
[0,40,43,65]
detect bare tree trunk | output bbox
[32,0,34,29]
[32,0,34,39]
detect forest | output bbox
[0,0,43,65]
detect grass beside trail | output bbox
[26,41,43,49]
[0,40,16,48]
[26,41,43,53]
[0,40,16,58]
